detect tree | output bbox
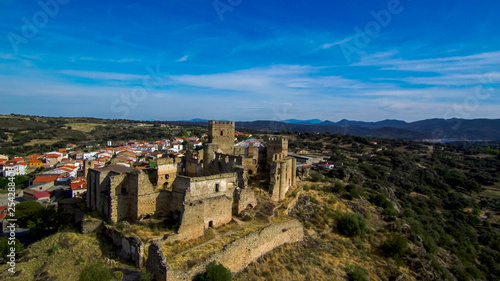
[337,213,368,237]
[0,237,23,259]
[382,234,408,259]
[15,200,43,227]
[194,261,232,281]
[347,265,369,281]
[79,262,113,281]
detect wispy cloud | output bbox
[167,65,374,94]
[58,70,144,81]
[320,37,353,49]
[175,55,189,62]
[355,51,500,73]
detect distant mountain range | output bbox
[178,118,500,141]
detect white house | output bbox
[2,162,27,176]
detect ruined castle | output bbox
[87,120,296,240]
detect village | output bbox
[0,120,342,280]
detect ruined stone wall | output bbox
[266,138,288,164]
[233,145,260,175]
[133,172,161,221]
[269,154,296,202]
[208,120,235,155]
[202,143,218,176]
[147,220,304,281]
[157,158,180,188]
[185,156,203,177]
[110,173,129,223]
[175,201,204,240]
[202,195,233,229]
[181,173,237,201]
[147,243,170,281]
[154,190,173,217]
[233,188,257,214]
[81,217,102,234]
[59,198,86,226]
[101,224,144,267]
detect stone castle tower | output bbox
[208,120,235,154]
[266,137,288,163]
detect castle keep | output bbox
[87,120,296,241]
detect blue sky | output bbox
[1,0,499,122]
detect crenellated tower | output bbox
[208,120,235,155]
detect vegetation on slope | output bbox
[236,133,500,281]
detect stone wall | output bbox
[208,120,235,155]
[102,224,144,267]
[147,219,304,281]
[58,198,86,226]
[81,217,102,234]
[202,196,233,229]
[175,201,204,241]
[233,188,257,214]
[147,243,170,281]
[269,154,296,201]
[156,158,180,188]
[234,145,260,175]
[174,173,237,202]
[266,138,288,164]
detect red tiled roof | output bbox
[0,206,7,212]
[33,176,59,183]
[33,191,50,199]
[71,183,87,190]
[45,154,60,158]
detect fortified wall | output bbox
[87,165,161,223]
[269,153,297,202]
[208,120,235,155]
[147,219,304,281]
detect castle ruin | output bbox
[87,120,296,241]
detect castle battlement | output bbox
[268,137,288,144]
[208,120,235,126]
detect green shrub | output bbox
[331,181,345,193]
[194,261,232,281]
[79,262,113,281]
[347,265,369,281]
[113,270,124,281]
[383,234,408,258]
[0,237,23,259]
[337,213,368,237]
[138,270,152,281]
[47,245,59,255]
[116,222,125,231]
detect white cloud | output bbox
[59,70,144,81]
[175,55,189,62]
[355,50,500,74]
[167,65,373,94]
[320,37,353,49]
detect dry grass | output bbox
[163,219,272,270]
[24,139,60,146]
[480,185,500,200]
[66,122,102,133]
[0,231,134,281]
